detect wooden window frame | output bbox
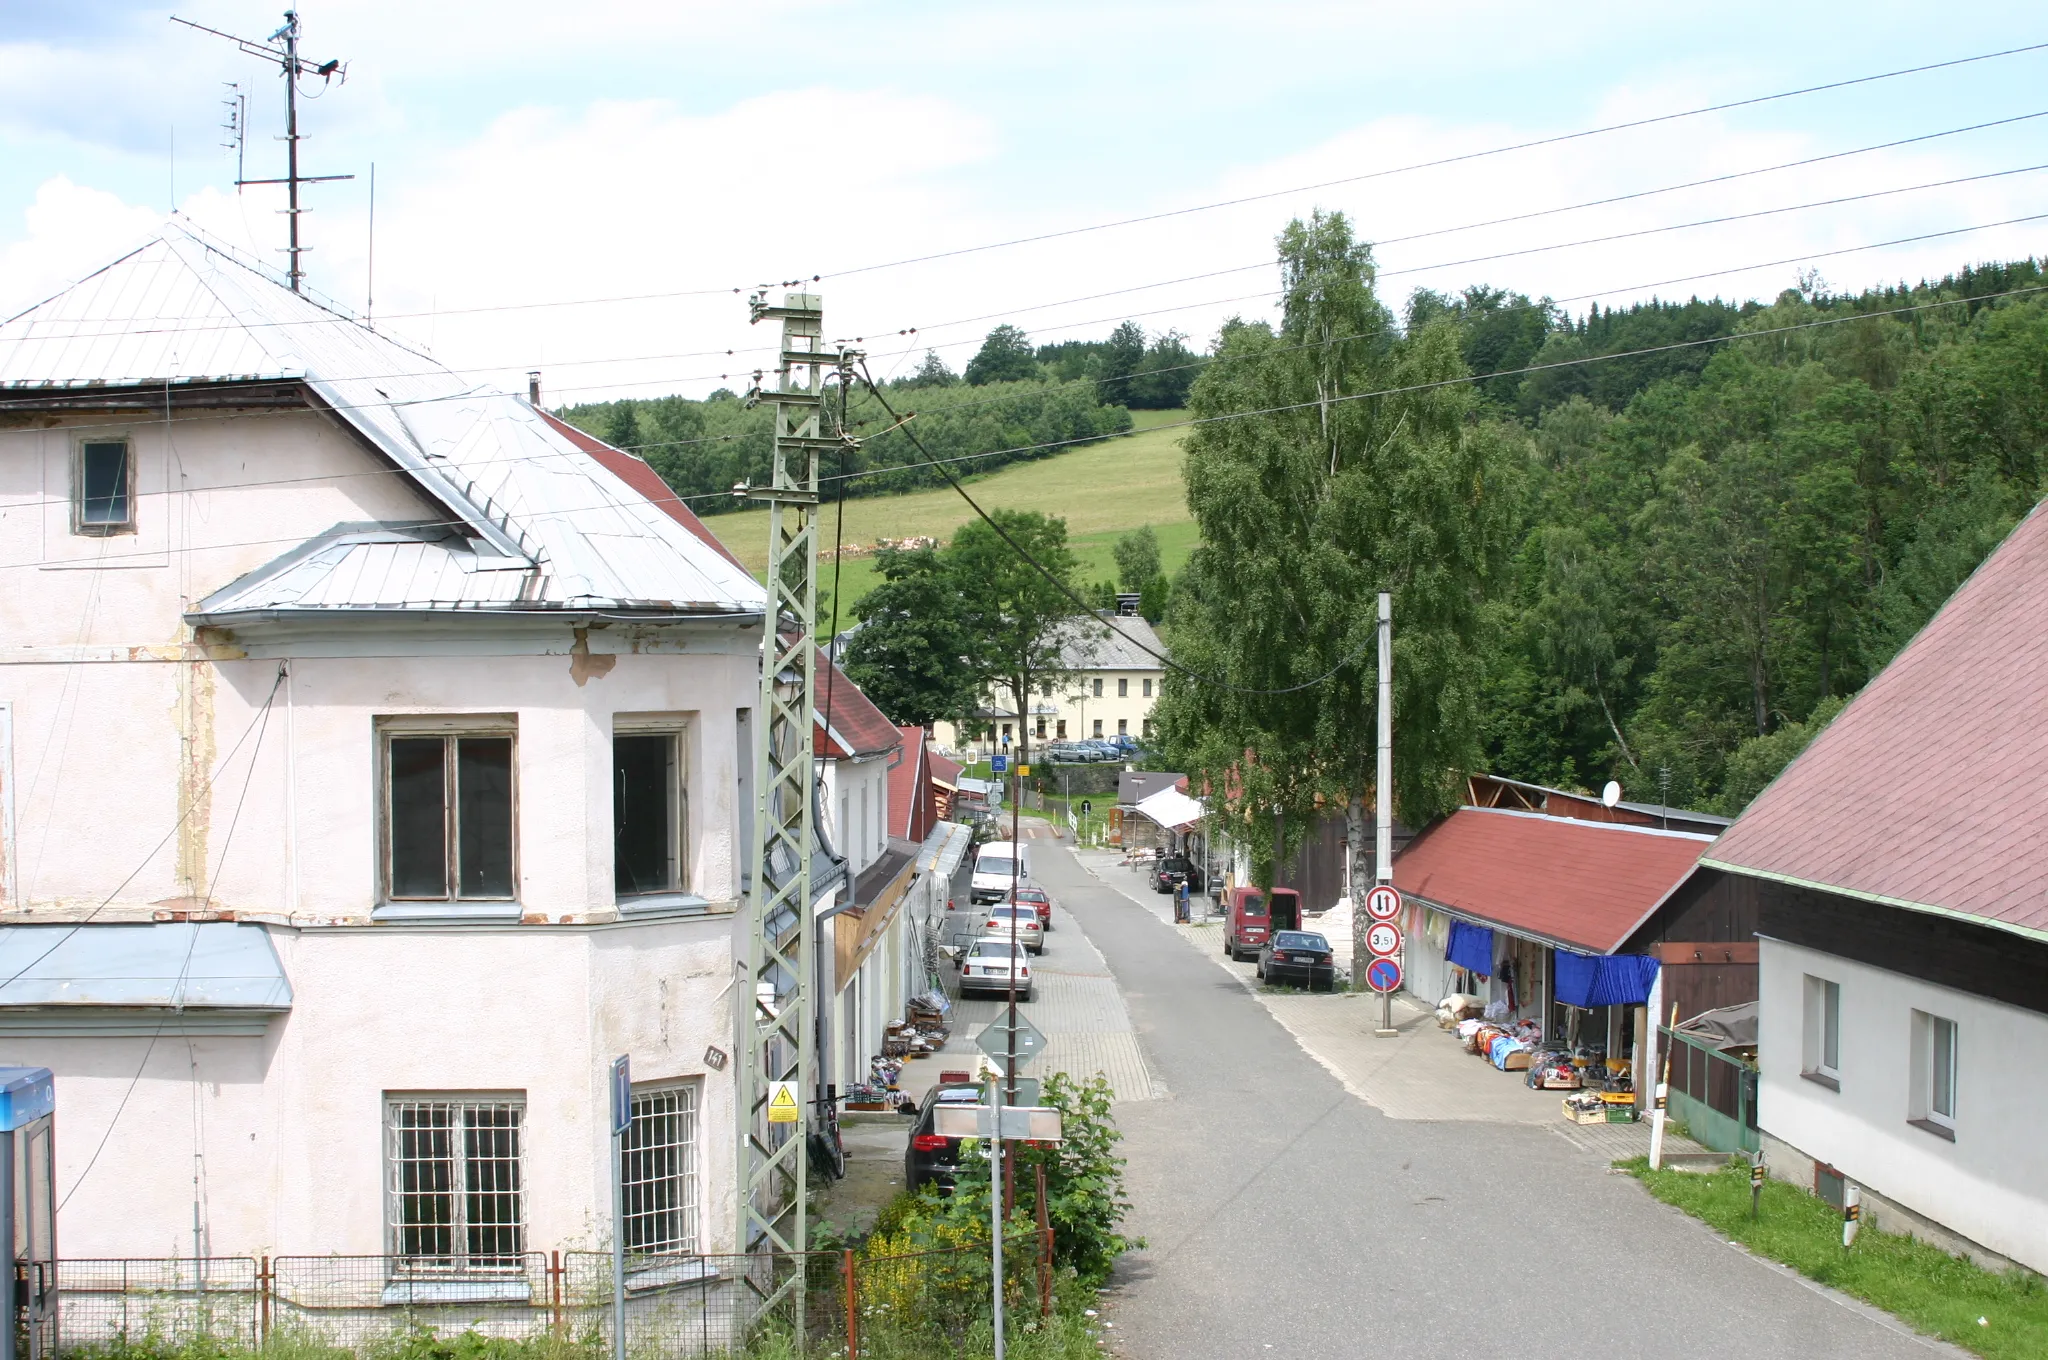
[378,716,519,905]
[612,719,690,902]
[71,435,137,536]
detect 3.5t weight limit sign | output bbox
[1365,920,1403,959]
[1364,884,1402,921]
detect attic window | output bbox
[73,438,134,535]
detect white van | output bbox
[970,841,1031,905]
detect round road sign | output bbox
[1364,956,1403,993]
[1365,920,1403,958]
[1364,883,1403,921]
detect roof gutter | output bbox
[1698,857,2048,949]
[184,606,765,629]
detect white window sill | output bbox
[1801,1070,1841,1093]
[380,1277,532,1305]
[1909,1116,1956,1143]
[372,901,523,923]
[616,892,716,919]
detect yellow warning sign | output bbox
[767,1081,800,1124]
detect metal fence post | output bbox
[841,1249,858,1359]
[258,1256,271,1346]
[1038,1229,1052,1319]
[550,1250,564,1339]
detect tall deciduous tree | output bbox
[1113,525,1162,591]
[965,324,1040,385]
[841,546,982,729]
[947,510,1081,766]
[1156,210,1522,952]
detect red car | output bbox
[1008,886,1054,931]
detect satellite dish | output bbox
[1601,780,1622,809]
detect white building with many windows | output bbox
[936,611,1165,754]
[1702,498,2048,1276]
[0,227,773,1264]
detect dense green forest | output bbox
[553,321,1200,516]
[1412,258,2047,813]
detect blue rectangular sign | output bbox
[990,755,1008,773]
[610,1055,631,1135]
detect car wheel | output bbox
[1024,986,1036,1002]
[1221,935,1231,956]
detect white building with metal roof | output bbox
[0,226,769,1263]
[936,611,1166,755]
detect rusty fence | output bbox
[33,1233,1052,1358]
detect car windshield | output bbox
[977,857,1015,877]
[1273,932,1328,950]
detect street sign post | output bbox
[1080,799,1091,815]
[1365,920,1403,958]
[608,1056,630,1360]
[1364,957,1403,993]
[975,1017,1046,1075]
[991,754,1008,773]
[1364,883,1402,921]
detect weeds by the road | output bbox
[1621,1158,2048,1358]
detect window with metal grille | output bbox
[622,1084,699,1255]
[385,1097,525,1269]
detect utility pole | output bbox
[1375,592,1394,1034]
[173,11,352,293]
[736,291,846,1323]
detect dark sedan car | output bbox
[1153,855,1203,894]
[904,1084,988,1192]
[1257,930,1336,990]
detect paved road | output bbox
[1031,839,1956,1360]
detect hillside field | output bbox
[706,409,1197,613]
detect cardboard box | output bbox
[1564,1099,1607,1126]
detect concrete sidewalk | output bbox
[1073,847,1708,1163]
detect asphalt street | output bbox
[1030,838,1958,1360]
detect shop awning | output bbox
[1446,921,1495,975]
[1133,786,1204,830]
[1553,950,1660,1007]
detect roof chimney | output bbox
[527,371,542,408]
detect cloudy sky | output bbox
[3,1,2045,403]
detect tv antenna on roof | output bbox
[172,10,353,293]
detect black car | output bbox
[1257,930,1336,990]
[1153,855,1203,894]
[904,1084,987,1192]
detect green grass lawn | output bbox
[1623,1158,2048,1357]
[708,414,1197,614]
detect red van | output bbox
[1222,885,1302,961]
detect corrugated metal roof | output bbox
[0,228,764,619]
[0,923,292,1009]
[1057,613,1165,671]
[1394,807,1713,954]
[1704,498,2048,941]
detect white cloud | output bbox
[0,176,163,317]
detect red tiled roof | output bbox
[889,727,937,842]
[928,749,963,787]
[542,411,748,571]
[1394,808,1712,954]
[815,649,902,760]
[1705,500,2048,940]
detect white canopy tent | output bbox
[1133,786,1205,830]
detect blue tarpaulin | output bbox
[1553,950,1660,1008]
[1446,921,1495,976]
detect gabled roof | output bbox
[1,227,763,619]
[1058,613,1165,671]
[815,650,903,760]
[1394,807,1713,955]
[1704,499,2048,943]
[889,727,937,842]
[540,411,749,573]
[929,748,964,789]
[1118,770,1186,805]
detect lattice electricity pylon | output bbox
[736,292,843,1299]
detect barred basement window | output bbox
[385,1097,525,1269]
[622,1084,700,1255]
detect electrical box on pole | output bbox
[736,291,844,1315]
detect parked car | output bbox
[957,939,1034,999]
[1222,884,1303,960]
[1045,741,1092,764]
[980,904,1043,954]
[1108,733,1141,754]
[1007,885,1054,931]
[1257,930,1336,990]
[1081,739,1122,761]
[1153,855,1204,894]
[905,1083,986,1192]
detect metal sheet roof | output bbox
[0,923,292,1010]
[1057,613,1165,671]
[0,228,764,619]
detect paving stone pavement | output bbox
[907,893,1158,1105]
[1072,847,1710,1161]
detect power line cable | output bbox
[814,40,2048,281]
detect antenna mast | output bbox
[173,10,353,292]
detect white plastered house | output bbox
[0,227,780,1266]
